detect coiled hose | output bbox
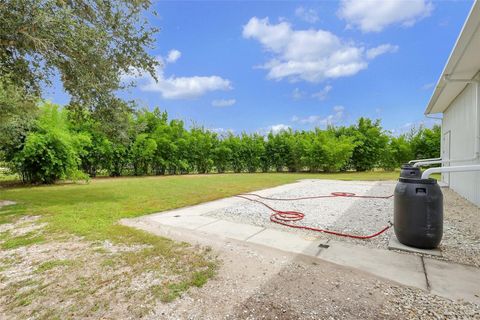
[235,192,393,240]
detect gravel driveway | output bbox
[205,179,480,267]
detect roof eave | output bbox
[424,0,480,115]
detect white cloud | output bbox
[333,105,344,113]
[338,0,433,33]
[242,17,396,83]
[212,99,236,107]
[268,124,290,134]
[292,105,345,126]
[295,6,319,23]
[122,50,232,100]
[209,127,235,134]
[141,71,232,99]
[366,44,399,59]
[312,85,333,100]
[292,87,305,100]
[393,118,440,135]
[166,49,182,63]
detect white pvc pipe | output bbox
[413,156,479,167]
[476,82,480,156]
[422,164,480,179]
[408,157,442,164]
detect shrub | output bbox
[14,103,88,183]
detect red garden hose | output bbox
[235,191,393,240]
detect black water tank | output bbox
[400,164,422,178]
[394,177,443,249]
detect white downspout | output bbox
[476,81,480,158]
[422,165,480,179]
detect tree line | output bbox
[0,1,441,184]
[0,89,441,183]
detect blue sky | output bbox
[46,0,474,134]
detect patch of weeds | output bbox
[1,231,45,249]
[0,230,10,238]
[101,257,116,267]
[151,261,217,302]
[13,284,49,309]
[1,256,19,266]
[92,247,109,254]
[0,204,28,225]
[89,300,109,314]
[2,278,44,309]
[179,241,190,247]
[190,263,216,287]
[150,282,186,303]
[35,308,62,320]
[36,259,74,273]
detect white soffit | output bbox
[425,1,480,115]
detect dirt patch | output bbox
[0,217,216,319]
[0,216,40,234]
[0,200,16,207]
[128,220,480,319]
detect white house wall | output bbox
[442,83,480,206]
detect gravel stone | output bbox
[205,179,480,266]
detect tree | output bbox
[343,118,389,171]
[301,129,354,172]
[380,135,413,171]
[0,78,37,163]
[131,133,157,175]
[14,102,89,183]
[240,133,265,173]
[265,130,292,172]
[321,130,355,172]
[212,143,232,173]
[410,125,441,160]
[1,0,158,107]
[224,133,244,173]
[188,128,216,174]
[162,120,188,175]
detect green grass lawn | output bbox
[0,171,407,316]
[0,171,400,235]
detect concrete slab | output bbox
[318,241,427,289]
[145,215,218,230]
[121,180,480,304]
[388,235,442,257]
[437,181,449,188]
[197,220,265,241]
[125,215,480,303]
[247,228,328,257]
[424,258,480,304]
[146,197,246,219]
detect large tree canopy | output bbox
[0,0,158,106]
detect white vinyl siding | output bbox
[441,83,480,206]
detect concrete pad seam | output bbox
[421,256,431,290]
[192,218,221,230]
[244,227,266,241]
